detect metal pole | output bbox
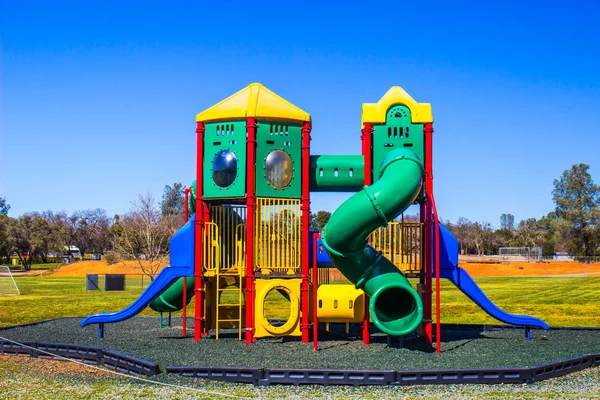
[194,122,206,342]
[245,117,257,344]
[360,122,374,345]
[301,121,311,343]
[182,276,187,337]
[313,232,319,351]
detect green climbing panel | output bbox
[255,121,302,199]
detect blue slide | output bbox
[437,223,549,330]
[80,215,195,328]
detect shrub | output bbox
[104,251,120,265]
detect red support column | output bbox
[194,122,206,342]
[423,122,436,349]
[182,188,190,337]
[300,121,311,343]
[430,192,441,354]
[201,202,210,337]
[245,117,258,345]
[360,122,374,344]
[184,188,190,224]
[312,232,320,351]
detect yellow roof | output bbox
[196,83,311,124]
[362,86,433,125]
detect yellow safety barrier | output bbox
[254,278,301,338]
[203,222,219,277]
[317,284,365,323]
[370,221,423,274]
[255,198,301,274]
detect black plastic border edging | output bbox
[0,340,160,376]
[166,353,600,386]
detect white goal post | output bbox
[498,247,542,263]
[0,266,20,295]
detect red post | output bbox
[312,232,320,351]
[184,188,190,223]
[423,122,437,350]
[301,121,311,343]
[182,277,187,337]
[430,192,441,354]
[182,188,190,337]
[360,122,374,344]
[201,202,210,337]
[194,122,206,342]
[245,117,258,344]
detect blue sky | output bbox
[1,1,599,227]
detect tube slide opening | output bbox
[370,283,422,336]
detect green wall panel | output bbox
[255,121,302,198]
[372,105,424,181]
[203,121,247,199]
[372,105,425,201]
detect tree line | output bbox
[0,162,597,274]
[0,184,186,276]
[446,163,599,258]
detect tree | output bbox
[112,193,179,280]
[472,221,496,256]
[309,210,331,231]
[0,197,9,215]
[513,218,546,248]
[0,215,11,263]
[552,164,600,257]
[160,183,185,217]
[500,213,515,231]
[71,209,112,258]
[6,215,52,270]
[449,217,473,255]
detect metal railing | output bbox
[370,221,423,274]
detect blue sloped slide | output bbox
[436,223,549,330]
[80,215,195,328]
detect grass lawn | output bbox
[1,275,599,328]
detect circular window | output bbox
[212,150,238,188]
[265,150,293,189]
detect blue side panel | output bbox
[170,214,195,268]
[313,234,333,267]
[439,223,458,270]
[436,223,549,330]
[80,217,195,327]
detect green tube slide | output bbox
[149,276,195,313]
[321,148,424,336]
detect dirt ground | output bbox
[461,261,600,277]
[47,259,600,279]
[51,260,167,277]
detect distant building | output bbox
[553,251,574,261]
[62,245,82,264]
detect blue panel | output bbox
[439,223,458,270]
[170,215,195,268]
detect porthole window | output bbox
[265,150,293,189]
[212,150,237,188]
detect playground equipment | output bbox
[81,83,549,350]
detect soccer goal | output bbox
[0,266,20,296]
[498,247,542,263]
